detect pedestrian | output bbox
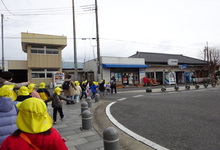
[85,80,90,97]
[191,74,196,85]
[0,71,31,101]
[28,83,41,99]
[0,85,18,145]
[62,75,76,105]
[98,80,106,96]
[37,82,51,101]
[0,97,68,150]
[73,81,82,103]
[80,81,88,100]
[105,82,111,95]
[0,71,30,88]
[110,76,117,94]
[89,82,98,99]
[45,87,72,124]
[16,86,32,102]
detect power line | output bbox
[0,0,14,15]
[0,4,95,16]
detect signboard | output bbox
[180,64,187,70]
[165,72,176,85]
[168,59,178,65]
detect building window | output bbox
[31,68,59,78]
[30,46,58,55]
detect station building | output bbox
[0,32,208,87]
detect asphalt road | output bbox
[107,87,220,150]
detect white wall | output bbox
[101,56,145,65]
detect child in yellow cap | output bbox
[0,97,68,150]
[37,82,51,101]
[0,85,18,145]
[28,83,41,99]
[45,87,72,124]
[16,86,32,102]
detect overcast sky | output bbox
[1,0,220,62]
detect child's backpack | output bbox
[62,81,71,90]
[39,91,49,100]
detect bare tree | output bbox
[204,47,220,81]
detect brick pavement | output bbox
[47,101,104,150]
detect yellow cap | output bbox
[18,86,29,96]
[54,87,62,95]
[74,81,80,86]
[28,83,36,93]
[39,82,46,89]
[0,84,14,98]
[16,97,52,134]
[93,81,98,85]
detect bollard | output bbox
[86,97,92,108]
[185,85,190,90]
[82,110,92,130]
[103,127,120,150]
[95,94,100,103]
[146,86,152,92]
[161,86,166,92]
[81,101,88,114]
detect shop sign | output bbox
[168,59,178,65]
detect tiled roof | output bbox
[62,62,83,69]
[129,52,207,65]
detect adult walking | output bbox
[62,75,76,105]
[110,76,117,94]
[0,71,31,101]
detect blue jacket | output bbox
[89,85,98,93]
[0,97,18,144]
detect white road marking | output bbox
[133,95,143,97]
[117,98,127,101]
[106,102,169,150]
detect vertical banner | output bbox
[139,69,145,84]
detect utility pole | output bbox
[206,41,209,62]
[95,0,101,81]
[1,14,4,72]
[72,0,78,80]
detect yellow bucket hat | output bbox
[39,82,46,89]
[54,87,62,95]
[18,86,29,96]
[93,81,98,85]
[0,84,14,98]
[28,83,36,93]
[74,81,80,86]
[16,97,52,134]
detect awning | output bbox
[102,64,149,68]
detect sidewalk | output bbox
[47,101,104,150]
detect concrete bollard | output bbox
[95,94,100,103]
[103,127,120,150]
[81,101,88,114]
[86,97,92,108]
[82,110,92,130]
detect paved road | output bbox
[108,86,220,150]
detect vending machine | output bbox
[52,72,65,87]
